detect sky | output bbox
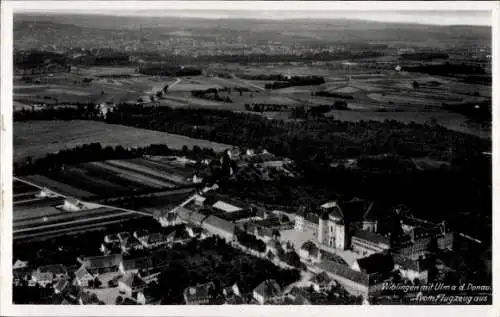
[13,2,493,26]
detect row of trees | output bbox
[137,65,202,77]
[235,230,266,253]
[245,103,289,112]
[191,88,233,103]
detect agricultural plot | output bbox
[103,159,189,187]
[14,120,231,162]
[22,174,96,198]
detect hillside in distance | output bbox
[14,14,492,49]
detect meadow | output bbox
[14,120,231,162]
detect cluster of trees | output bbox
[14,141,216,176]
[239,74,284,81]
[313,91,354,100]
[137,65,202,77]
[245,103,289,112]
[399,52,449,61]
[404,62,487,76]
[236,229,266,253]
[151,51,385,64]
[155,236,300,304]
[265,75,325,90]
[100,106,487,163]
[14,50,69,71]
[191,88,233,103]
[290,105,336,119]
[14,104,100,121]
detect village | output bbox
[13,146,457,305]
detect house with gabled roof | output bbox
[31,264,68,287]
[118,273,146,298]
[119,250,169,282]
[309,271,336,293]
[53,278,70,294]
[78,254,122,275]
[63,197,88,212]
[73,265,95,287]
[13,259,29,270]
[253,279,282,304]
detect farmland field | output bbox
[14,120,231,162]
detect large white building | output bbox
[316,200,378,251]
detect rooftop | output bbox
[356,253,394,275]
[352,230,390,246]
[80,254,122,270]
[202,215,236,235]
[254,279,282,298]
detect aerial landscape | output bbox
[10,7,492,307]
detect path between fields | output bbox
[146,78,182,94]
[232,76,265,91]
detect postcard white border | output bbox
[1,1,499,317]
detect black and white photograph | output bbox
[0,1,498,315]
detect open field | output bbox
[14,64,491,139]
[14,120,231,162]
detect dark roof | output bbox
[120,273,146,289]
[74,265,92,279]
[177,206,208,226]
[329,206,344,220]
[356,253,394,275]
[304,212,320,224]
[392,254,426,272]
[122,250,169,271]
[317,260,369,286]
[146,232,170,244]
[37,264,67,275]
[352,230,390,246]
[339,199,366,221]
[184,282,215,303]
[254,279,281,298]
[81,254,122,270]
[202,215,236,235]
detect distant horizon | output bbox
[15,10,492,27]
